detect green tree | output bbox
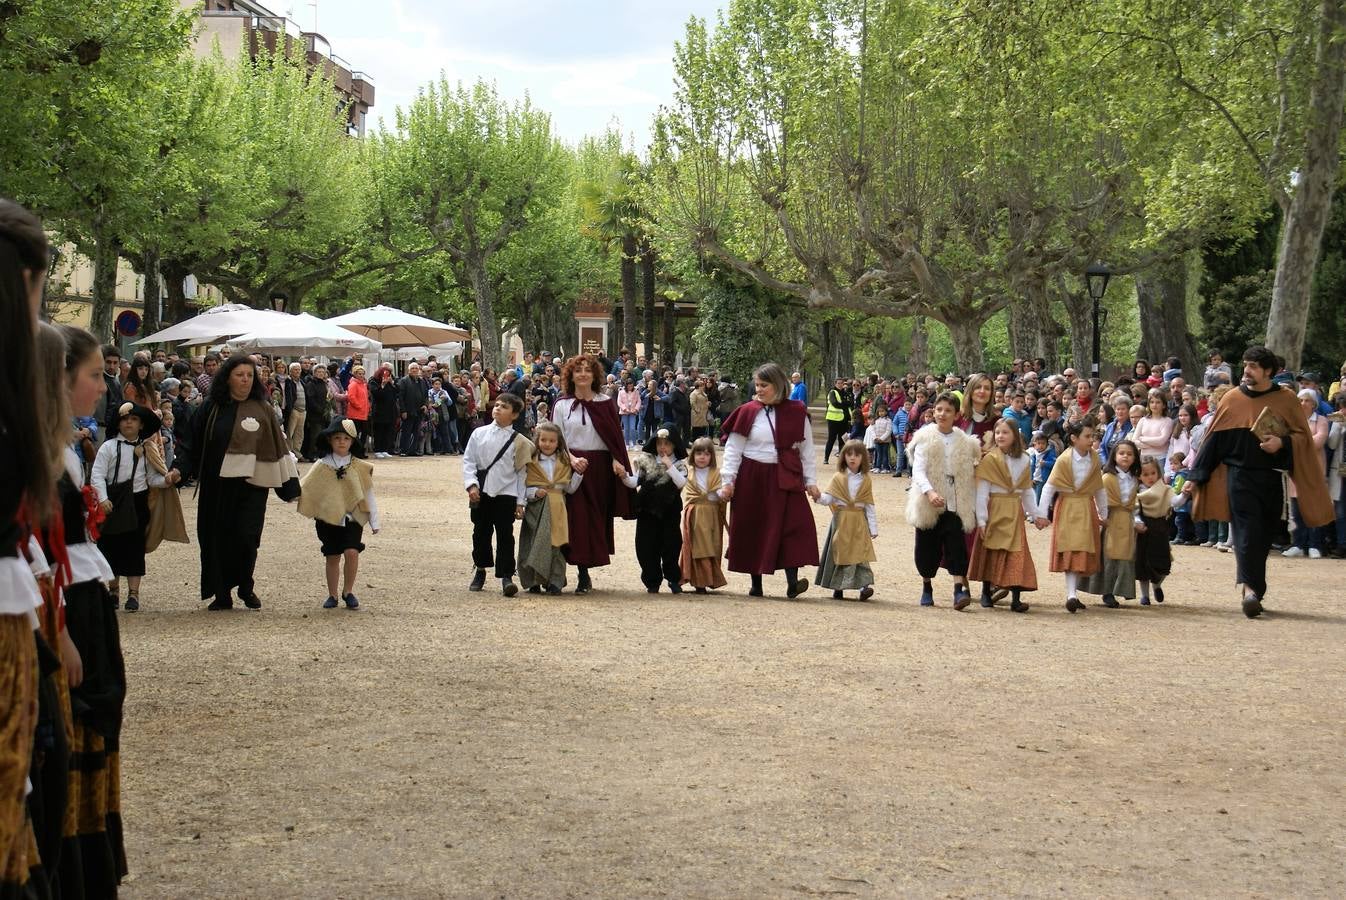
[372,79,567,371]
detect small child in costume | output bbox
[613,427,688,594]
[906,392,982,609]
[518,421,583,594]
[297,418,380,610]
[1082,439,1141,608]
[968,418,1043,613]
[92,402,174,611]
[815,439,878,600]
[1134,457,1185,605]
[1038,418,1109,613]
[679,437,728,594]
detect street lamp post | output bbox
[1085,262,1112,379]
[269,291,289,313]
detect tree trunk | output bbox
[1061,289,1093,376]
[1136,257,1200,379]
[620,233,638,352]
[909,315,929,374]
[640,240,657,356]
[160,258,191,325]
[469,257,502,372]
[1010,283,1060,369]
[89,224,120,342]
[819,319,836,384]
[140,247,161,337]
[1267,0,1346,371]
[662,295,676,369]
[517,287,540,355]
[942,314,986,374]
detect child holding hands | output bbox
[680,437,728,594]
[816,439,879,600]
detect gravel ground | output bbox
[117,454,1346,898]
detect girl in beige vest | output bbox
[1082,440,1141,608]
[815,440,878,600]
[1038,419,1109,613]
[968,419,1044,613]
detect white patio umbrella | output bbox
[224,313,383,356]
[327,304,469,348]
[135,303,293,346]
[387,342,464,362]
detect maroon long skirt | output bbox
[727,458,819,574]
[564,448,616,567]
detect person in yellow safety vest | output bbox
[824,377,851,464]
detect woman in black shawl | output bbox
[180,357,300,610]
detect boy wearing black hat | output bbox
[613,427,688,593]
[92,402,176,611]
[298,418,380,609]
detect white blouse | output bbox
[721,406,817,486]
[91,437,166,502]
[975,454,1039,527]
[553,397,615,451]
[0,535,43,618]
[62,448,114,585]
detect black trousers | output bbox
[914,511,969,578]
[471,493,517,578]
[373,420,397,453]
[635,513,682,590]
[824,419,848,461]
[1227,465,1283,599]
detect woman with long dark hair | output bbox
[550,354,634,593]
[122,353,159,409]
[0,197,55,896]
[180,356,300,610]
[719,362,820,598]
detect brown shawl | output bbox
[824,471,877,565]
[1047,450,1104,553]
[525,456,573,547]
[221,398,299,488]
[1192,385,1332,526]
[977,450,1031,551]
[681,465,726,559]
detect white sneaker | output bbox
[1309,548,1323,559]
[1282,547,1305,558]
[1217,542,1231,552]
[1201,540,1218,548]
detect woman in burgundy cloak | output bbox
[551,355,635,593]
[719,362,820,598]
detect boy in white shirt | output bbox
[463,394,531,595]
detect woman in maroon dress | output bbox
[551,355,634,593]
[719,362,820,598]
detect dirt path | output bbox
[119,455,1345,897]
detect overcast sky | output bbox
[292,0,727,148]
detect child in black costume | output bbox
[614,426,688,594]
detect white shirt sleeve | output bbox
[800,419,817,487]
[975,477,991,528]
[90,440,114,503]
[865,503,878,536]
[667,462,688,488]
[1037,481,1056,520]
[911,438,933,496]
[462,430,482,490]
[365,481,381,531]
[722,432,746,483]
[620,471,639,489]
